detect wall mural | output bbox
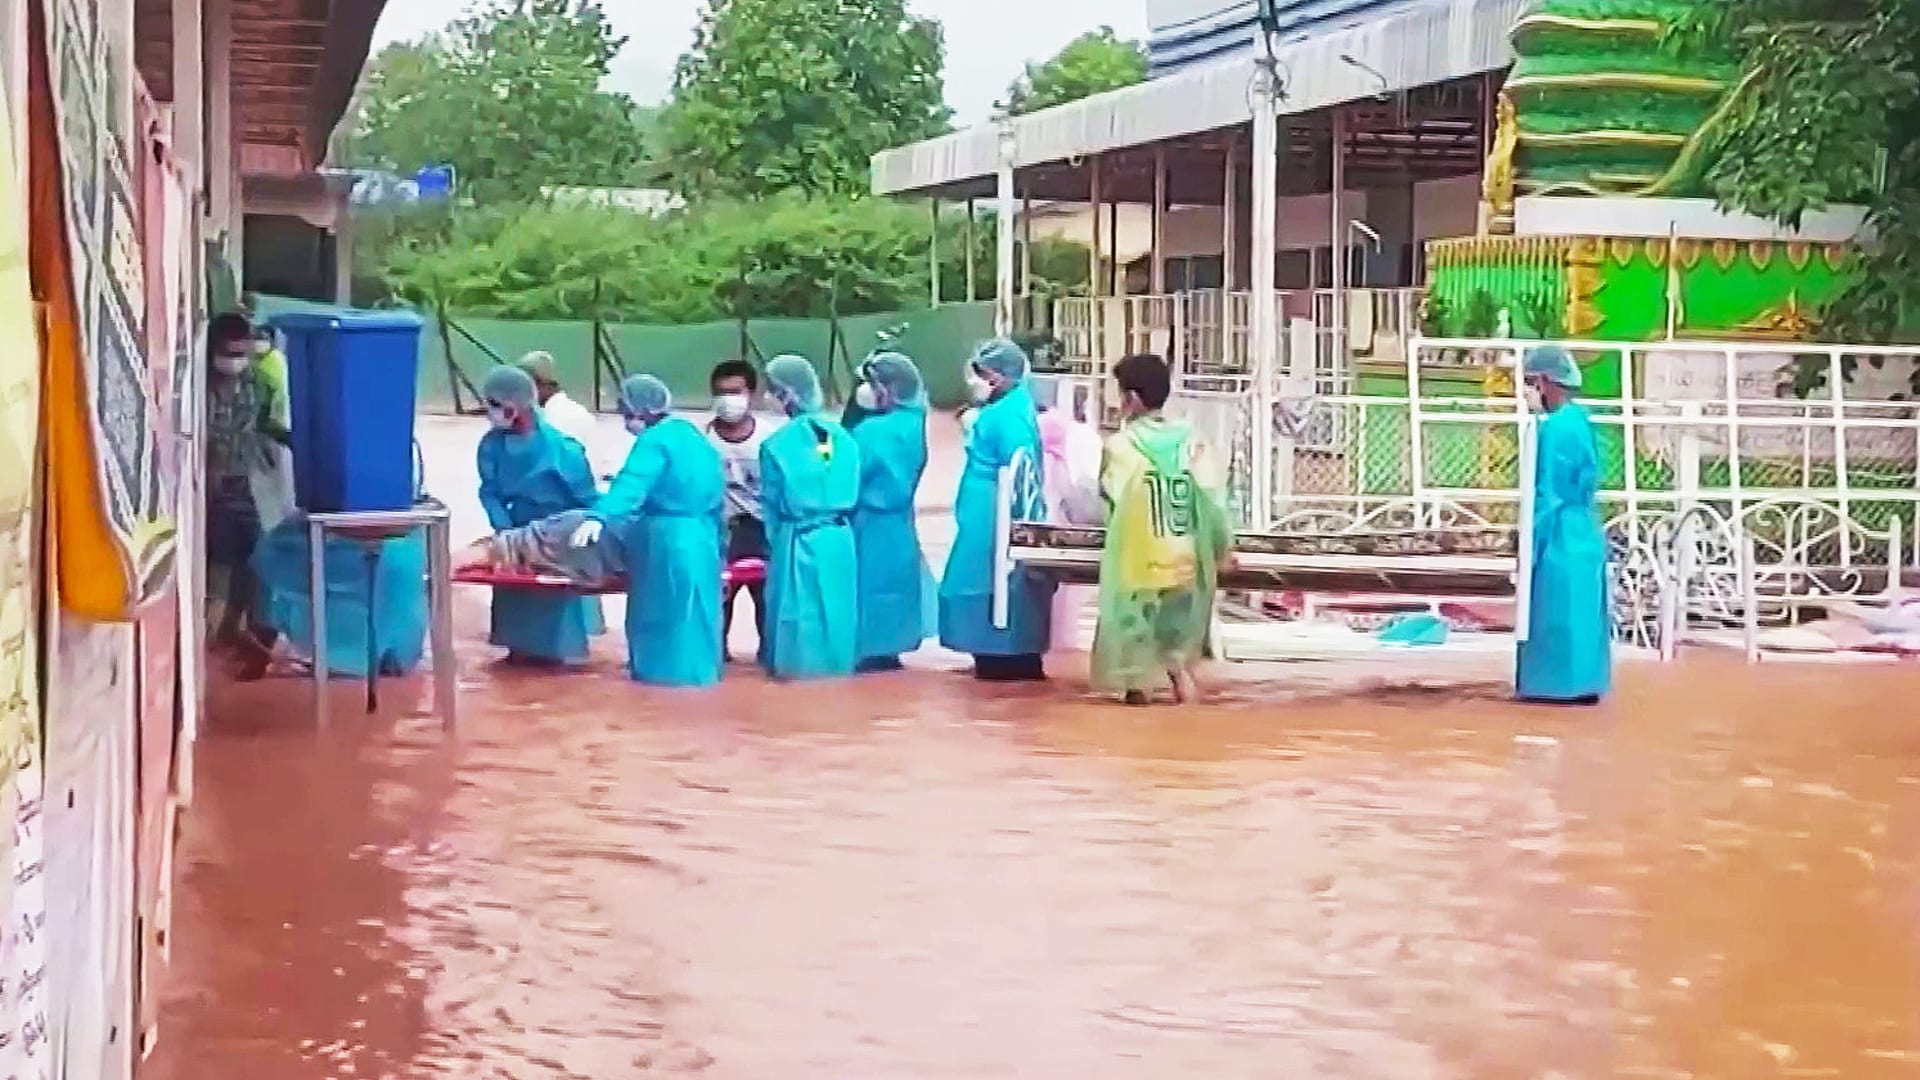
[44,0,174,618]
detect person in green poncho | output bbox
[1091,353,1233,706]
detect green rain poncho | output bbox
[1090,414,1232,693]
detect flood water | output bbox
[144,418,1920,1078]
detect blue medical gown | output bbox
[596,416,726,687]
[760,416,862,680]
[477,422,604,663]
[252,517,428,678]
[1516,401,1613,701]
[939,383,1054,657]
[849,406,935,663]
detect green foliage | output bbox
[340,0,648,203]
[367,197,1090,323]
[1002,27,1149,116]
[1679,0,1920,354]
[657,0,952,199]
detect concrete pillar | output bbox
[1019,193,1032,304]
[1222,140,1238,291]
[205,0,231,233]
[928,198,941,306]
[1150,145,1167,295]
[1088,154,1103,297]
[332,217,352,305]
[172,0,205,196]
[1329,107,1348,375]
[994,121,1017,336]
[1249,64,1280,530]
[964,197,977,304]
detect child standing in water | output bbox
[1092,354,1233,705]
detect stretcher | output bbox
[453,557,768,596]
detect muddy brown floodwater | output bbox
[144,418,1920,1078]
[145,634,1920,1080]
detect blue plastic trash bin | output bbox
[274,308,424,513]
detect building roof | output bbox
[136,0,392,175]
[871,0,1523,200]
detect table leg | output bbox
[364,545,380,715]
[427,518,457,731]
[309,518,330,729]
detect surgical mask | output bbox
[624,415,649,436]
[252,338,272,357]
[712,393,750,422]
[964,372,993,403]
[486,404,515,430]
[214,353,249,376]
[853,383,879,411]
[1521,384,1545,413]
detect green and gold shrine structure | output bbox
[1350,0,1882,500]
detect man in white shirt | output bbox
[517,351,614,478]
[706,359,779,661]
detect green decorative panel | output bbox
[1505,0,1741,199]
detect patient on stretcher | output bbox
[456,509,627,587]
[457,510,765,593]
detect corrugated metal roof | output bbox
[1148,0,1450,77]
[871,0,1524,197]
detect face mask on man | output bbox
[853,383,880,412]
[624,415,650,436]
[712,393,750,423]
[486,403,517,430]
[965,371,993,404]
[252,338,272,357]
[214,352,249,377]
[1521,380,1545,413]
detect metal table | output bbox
[306,501,457,731]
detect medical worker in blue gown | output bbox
[938,338,1054,682]
[1516,345,1612,704]
[758,354,862,681]
[571,375,726,687]
[476,365,604,666]
[846,352,935,673]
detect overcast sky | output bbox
[371,0,1152,126]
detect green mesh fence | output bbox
[253,296,996,414]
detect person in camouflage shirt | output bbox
[206,312,290,677]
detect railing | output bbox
[1054,285,1423,387]
[1166,332,1920,560]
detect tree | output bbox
[657,0,952,199]
[341,0,649,203]
[1002,27,1148,117]
[1682,0,1920,344]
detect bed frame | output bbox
[989,440,1542,656]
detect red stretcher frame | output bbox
[453,557,767,596]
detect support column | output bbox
[172,0,205,195]
[205,0,233,247]
[1330,106,1348,385]
[1150,145,1167,295]
[333,216,353,305]
[929,198,942,307]
[1020,193,1032,305]
[1088,154,1103,297]
[995,121,1017,336]
[1249,65,1280,531]
[1222,140,1238,291]
[964,197,977,304]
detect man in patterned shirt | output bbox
[206,312,290,677]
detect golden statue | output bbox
[1482,91,1518,235]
